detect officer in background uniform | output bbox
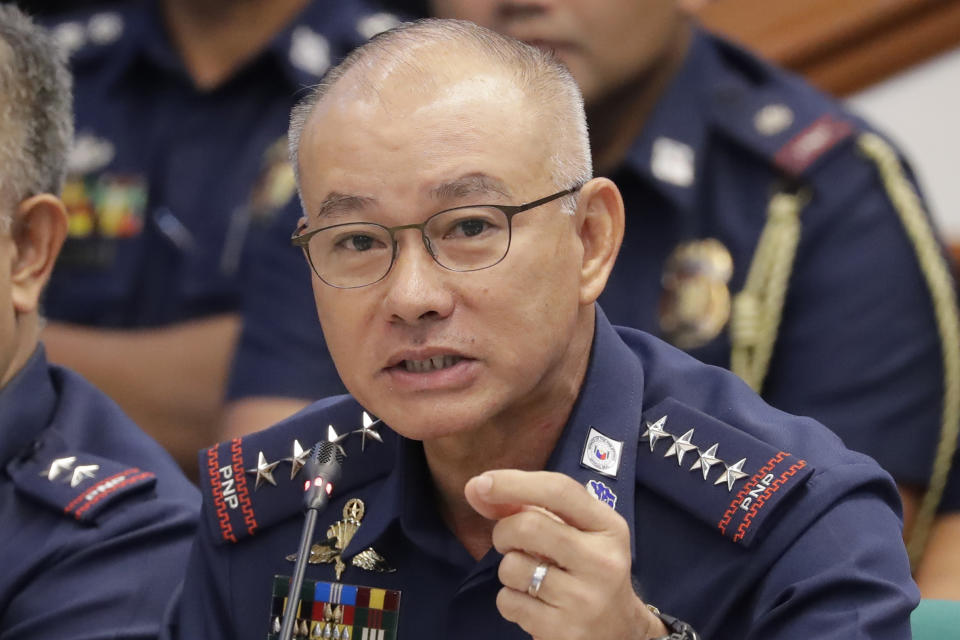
[224,0,960,593]
[428,0,960,593]
[38,0,401,477]
[172,20,918,639]
[0,7,198,637]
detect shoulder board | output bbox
[200,396,396,546]
[707,41,859,180]
[8,444,157,525]
[637,397,814,547]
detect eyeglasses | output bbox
[291,184,582,289]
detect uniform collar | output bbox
[0,346,56,467]
[343,306,645,561]
[621,27,738,217]
[542,306,644,557]
[104,0,362,91]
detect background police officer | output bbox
[0,6,198,637]
[426,0,960,595]
[36,0,400,478]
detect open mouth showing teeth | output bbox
[402,355,463,373]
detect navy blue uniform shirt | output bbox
[230,27,960,510]
[0,347,199,639]
[43,0,399,327]
[171,309,918,639]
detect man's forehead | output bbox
[311,173,513,220]
[319,44,527,118]
[301,70,542,172]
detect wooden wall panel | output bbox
[695,0,960,96]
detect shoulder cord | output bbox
[858,132,960,568]
[730,190,804,393]
[731,133,960,568]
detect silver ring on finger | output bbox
[527,562,549,599]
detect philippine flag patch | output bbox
[580,427,623,478]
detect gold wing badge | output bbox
[286,498,395,580]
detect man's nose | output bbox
[381,230,455,325]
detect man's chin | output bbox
[371,402,488,443]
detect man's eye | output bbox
[338,234,377,251]
[455,219,488,237]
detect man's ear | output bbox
[575,177,625,305]
[10,194,68,314]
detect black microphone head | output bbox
[312,440,346,466]
[302,441,345,511]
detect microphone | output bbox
[279,441,346,640]
[302,441,345,511]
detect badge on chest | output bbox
[659,238,733,350]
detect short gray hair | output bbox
[0,5,74,232]
[288,18,591,213]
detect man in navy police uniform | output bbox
[173,20,918,639]
[227,0,960,593]
[37,0,401,474]
[0,6,198,638]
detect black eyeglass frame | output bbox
[291,184,583,289]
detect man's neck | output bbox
[423,409,570,560]
[421,313,595,560]
[162,0,311,90]
[1,316,39,389]
[588,22,693,176]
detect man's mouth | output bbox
[401,355,463,373]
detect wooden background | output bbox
[695,0,960,97]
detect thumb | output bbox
[464,472,524,521]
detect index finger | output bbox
[464,469,619,532]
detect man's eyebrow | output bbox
[313,192,376,220]
[430,174,512,202]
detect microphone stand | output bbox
[278,508,319,640]
[278,440,344,640]
[277,416,380,640]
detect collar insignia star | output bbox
[690,443,721,480]
[714,457,748,491]
[641,416,670,452]
[41,456,76,481]
[70,464,99,487]
[285,439,312,480]
[351,411,383,452]
[664,428,697,466]
[246,451,280,490]
[327,424,349,458]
